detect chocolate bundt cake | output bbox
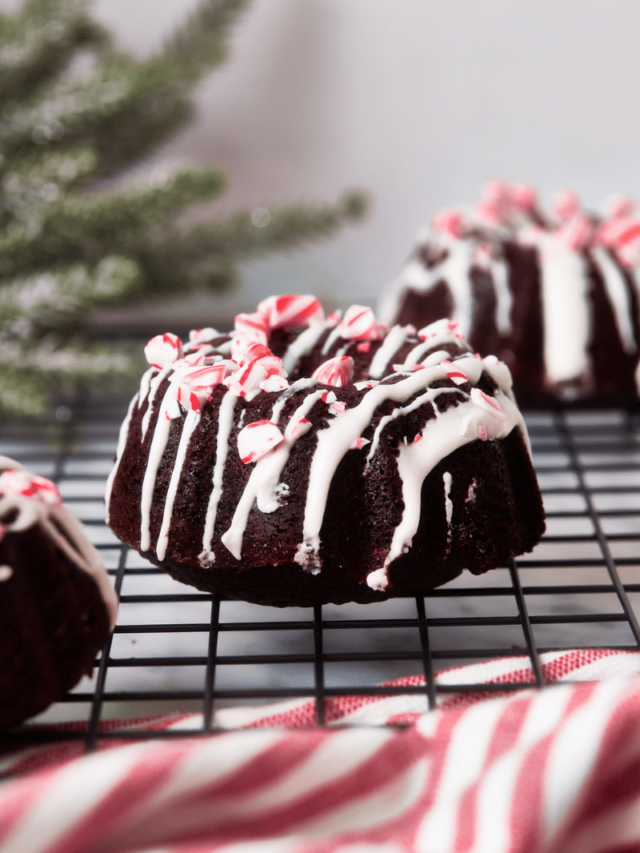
[106,295,545,607]
[0,457,118,729]
[379,180,640,407]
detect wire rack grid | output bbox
[2,393,640,750]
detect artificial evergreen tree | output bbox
[0,0,367,418]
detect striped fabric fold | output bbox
[3,649,640,853]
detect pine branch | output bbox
[0,256,140,334]
[0,365,48,416]
[161,0,250,83]
[0,145,96,231]
[0,334,141,417]
[0,0,106,106]
[0,166,226,275]
[153,190,369,264]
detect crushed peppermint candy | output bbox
[350,437,370,450]
[431,207,464,238]
[441,360,469,385]
[0,470,62,507]
[260,374,289,393]
[234,312,269,345]
[312,356,354,388]
[189,327,219,343]
[554,214,594,251]
[550,188,581,222]
[339,305,386,341]
[170,362,230,415]
[285,414,312,440]
[470,388,506,422]
[320,390,337,404]
[144,333,183,369]
[418,318,464,342]
[257,294,324,330]
[329,401,346,416]
[237,420,284,464]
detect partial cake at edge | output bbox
[106,296,545,607]
[0,457,118,729]
[379,180,640,408]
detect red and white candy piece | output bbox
[320,390,337,404]
[418,318,464,342]
[0,470,62,507]
[470,388,506,423]
[237,420,284,464]
[603,194,636,220]
[285,414,312,441]
[231,339,281,370]
[339,305,386,341]
[257,295,324,330]
[329,401,346,416]
[441,360,469,385]
[550,188,581,222]
[312,356,354,388]
[511,182,538,212]
[598,216,640,253]
[188,327,219,343]
[554,214,593,251]
[350,437,370,450]
[477,178,514,224]
[173,362,230,415]
[431,207,464,238]
[260,374,288,393]
[144,333,183,369]
[234,312,269,345]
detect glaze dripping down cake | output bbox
[379,180,640,407]
[106,296,545,607]
[0,457,118,729]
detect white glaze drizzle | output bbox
[321,325,343,355]
[221,390,326,560]
[138,367,155,406]
[383,238,477,338]
[141,364,173,439]
[443,471,453,548]
[104,392,139,524]
[591,246,636,354]
[269,378,317,425]
[156,409,201,561]
[537,234,590,383]
[365,386,460,465]
[294,361,460,572]
[282,320,332,373]
[139,389,177,552]
[200,390,237,558]
[369,325,415,378]
[488,254,512,334]
[366,387,521,591]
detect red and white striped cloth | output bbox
[4,648,640,853]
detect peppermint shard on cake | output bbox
[106,295,545,607]
[0,458,118,729]
[379,181,640,407]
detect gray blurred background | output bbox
[6,0,640,324]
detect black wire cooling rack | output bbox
[2,393,640,751]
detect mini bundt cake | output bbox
[379,180,640,407]
[0,457,118,729]
[106,295,545,607]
